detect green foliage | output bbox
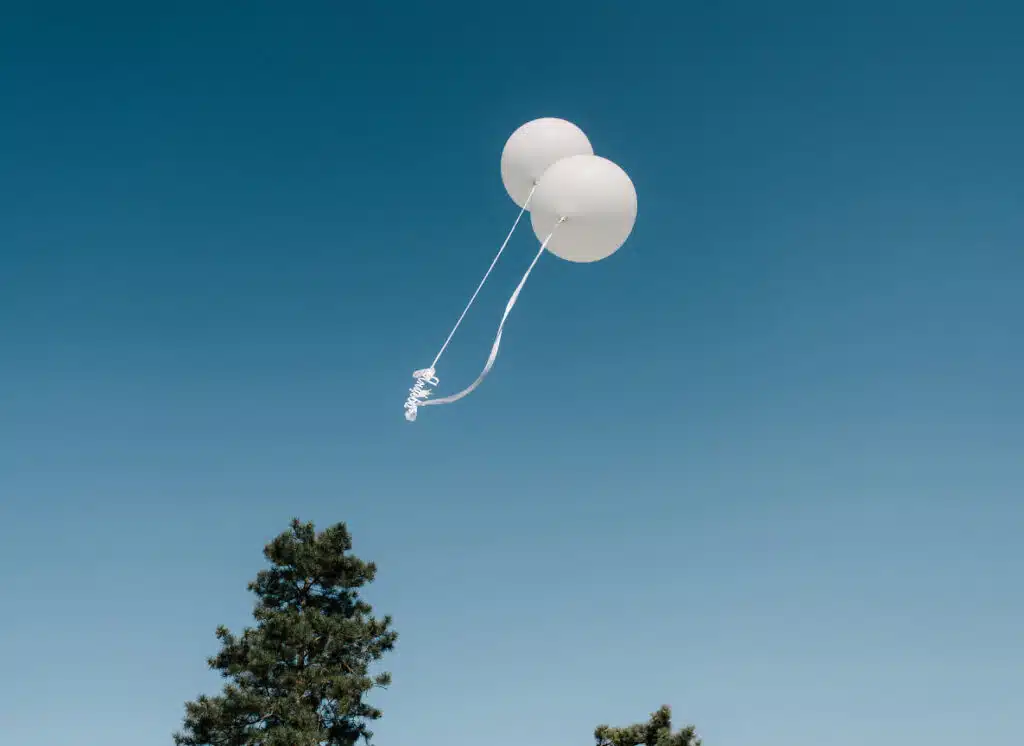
[594,706,701,746]
[174,519,398,746]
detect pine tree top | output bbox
[173,519,398,746]
[594,706,701,746]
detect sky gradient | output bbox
[2,2,1022,745]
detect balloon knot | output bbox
[404,368,439,422]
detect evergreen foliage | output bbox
[594,706,701,746]
[174,519,397,746]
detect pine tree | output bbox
[174,519,398,746]
[594,706,701,746]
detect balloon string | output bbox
[429,186,536,370]
[419,219,564,411]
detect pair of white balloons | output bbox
[499,118,638,263]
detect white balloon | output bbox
[500,118,593,209]
[529,154,638,263]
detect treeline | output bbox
[173,519,701,746]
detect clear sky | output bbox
[1,1,1022,745]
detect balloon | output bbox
[403,120,639,422]
[529,154,638,263]
[500,118,593,209]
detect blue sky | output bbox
[1,1,1022,744]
